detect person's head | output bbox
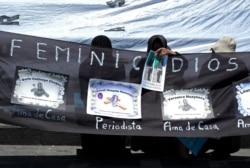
[147,35,169,53]
[84,35,125,80]
[91,35,112,48]
[89,35,113,61]
[209,36,236,53]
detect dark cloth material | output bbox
[79,35,127,154]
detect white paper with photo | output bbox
[141,50,167,92]
[87,78,142,119]
[162,88,214,120]
[236,82,250,116]
[11,67,68,110]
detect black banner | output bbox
[1,31,250,138]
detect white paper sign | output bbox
[11,67,68,110]
[141,50,168,92]
[236,83,250,116]
[162,88,214,120]
[87,78,142,119]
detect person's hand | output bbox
[155,47,177,56]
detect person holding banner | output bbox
[130,35,192,159]
[79,35,128,157]
[198,36,248,159]
[130,35,177,84]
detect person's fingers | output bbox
[156,47,176,56]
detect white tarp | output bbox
[1,0,250,53]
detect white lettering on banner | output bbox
[8,38,239,73]
[195,57,198,72]
[186,122,196,131]
[207,58,238,72]
[10,39,22,56]
[164,122,184,131]
[96,116,142,130]
[91,51,104,66]
[228,58,238,71]
[208,58,220,71]
[37,43,47,60]
[78,46,82,63]
[198,121,219,130]
[237,119,250,128]
[172,57,183,72]
[163,121,219,131]
[133,56,141,71]
[115,51,119,68]
[55,46,70,62]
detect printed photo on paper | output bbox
[11,66,69,110]
[141,50,167,92]
[87,78,142,119]
[236,82,250,117]
[162,88,214,120]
